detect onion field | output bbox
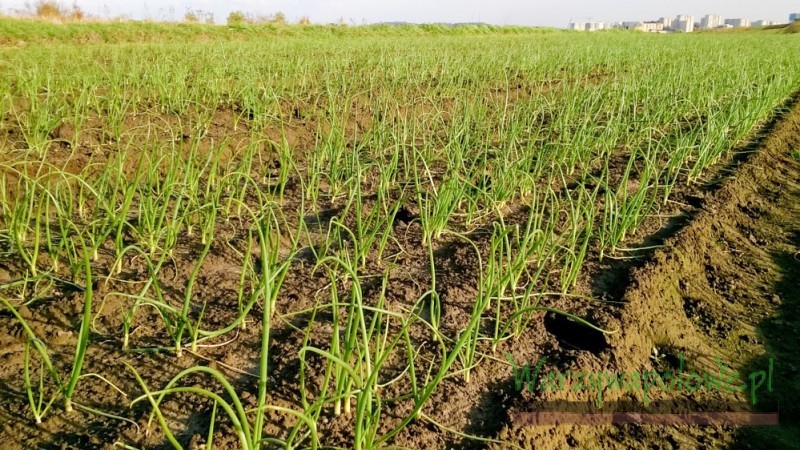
[1,21,799,449]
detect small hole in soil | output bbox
[292,246,317,264]
[544,312,608,354]
[685,194,704,208]
[651,345,684,372]
[394,205,417,224]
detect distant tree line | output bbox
[12,1,313,25]
[226,11,312,26]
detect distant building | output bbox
[622,21,643,30]
[675,15,694,32]
[724,18,750,27]
[585,21,604,31]
[642,22,664,32]
[620,21,663,32]
[752,20,774,27]
[568,21,586,30]
[658,16,674,30]
[568,20,621,31]
[790,13,800,22]
[701,14,722,29]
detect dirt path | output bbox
[492,97,800,448]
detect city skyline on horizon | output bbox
[569,12,790,25]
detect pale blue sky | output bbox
[5,1,798,26]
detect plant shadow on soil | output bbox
[731,231,800,450]
[445,378,518,450]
